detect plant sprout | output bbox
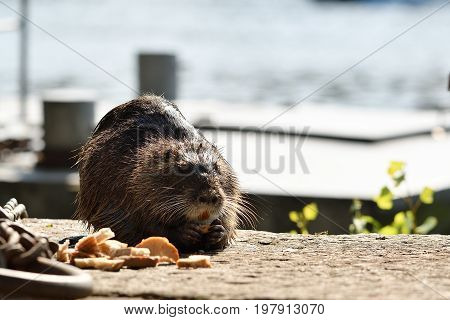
[289,202,318,235]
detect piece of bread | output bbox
[74,229,115,256]
[98,240,128,256]
[118,255,159,268]
[92,228,115,244]
[130,247,150,256]
[114,247,150,257]
[56,240,70,263]
[176,255,212,269]
[199,224,210,234]
[69,250,99,264]
[74,257,124,272]
[136,237,179,262]
[74,235,99,254]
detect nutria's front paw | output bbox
[204,219,227,249]
[172,224,203,250]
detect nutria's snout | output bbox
[184,183,225,223]
[196,192,220,205]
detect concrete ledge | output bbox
[22,219,450,299]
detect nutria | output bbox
[74,95,254,252]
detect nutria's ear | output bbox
[93,108,118,135]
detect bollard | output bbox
[39,89,95,168]
[138,53,177,100]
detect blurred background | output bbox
[0,0,449,234]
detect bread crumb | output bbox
[199,224,210,234]
[177,255,212,269]
[117,255,159,268]
[56,240,70,263]
[98,240,128,256]
[74,257,124,272]
[136,237,179,263]
[92,228,115,244]
[74,235,99,254]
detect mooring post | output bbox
[39,89,95,168]
[138,53,177,100]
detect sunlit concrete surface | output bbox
[16,218,450,300]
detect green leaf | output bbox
[420,187,434,204]
[360,215,382,231]
[351,223,369,234]
[351,215,381,233]
[350,199,362,214]
[378,225,398,235]
[290,230,298,235]
[388,161,406,187]
[388,161,405,177]
[303,203,318,221]
[393,173,405,187]
[351,218,366,233]
[393,211,413,234]
[374,186,393,210]
[415,216,438,234]
[289,211,300,223]
[393,211,405,227]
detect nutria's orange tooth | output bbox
[199,210,210,221]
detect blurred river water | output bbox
[0,0,449,109]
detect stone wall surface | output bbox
[22,219,450,299]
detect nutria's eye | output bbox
[197,164,208,174]
[178,162,194,174]
[213,162,219,173]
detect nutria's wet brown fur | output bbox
[74,95,254,252]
